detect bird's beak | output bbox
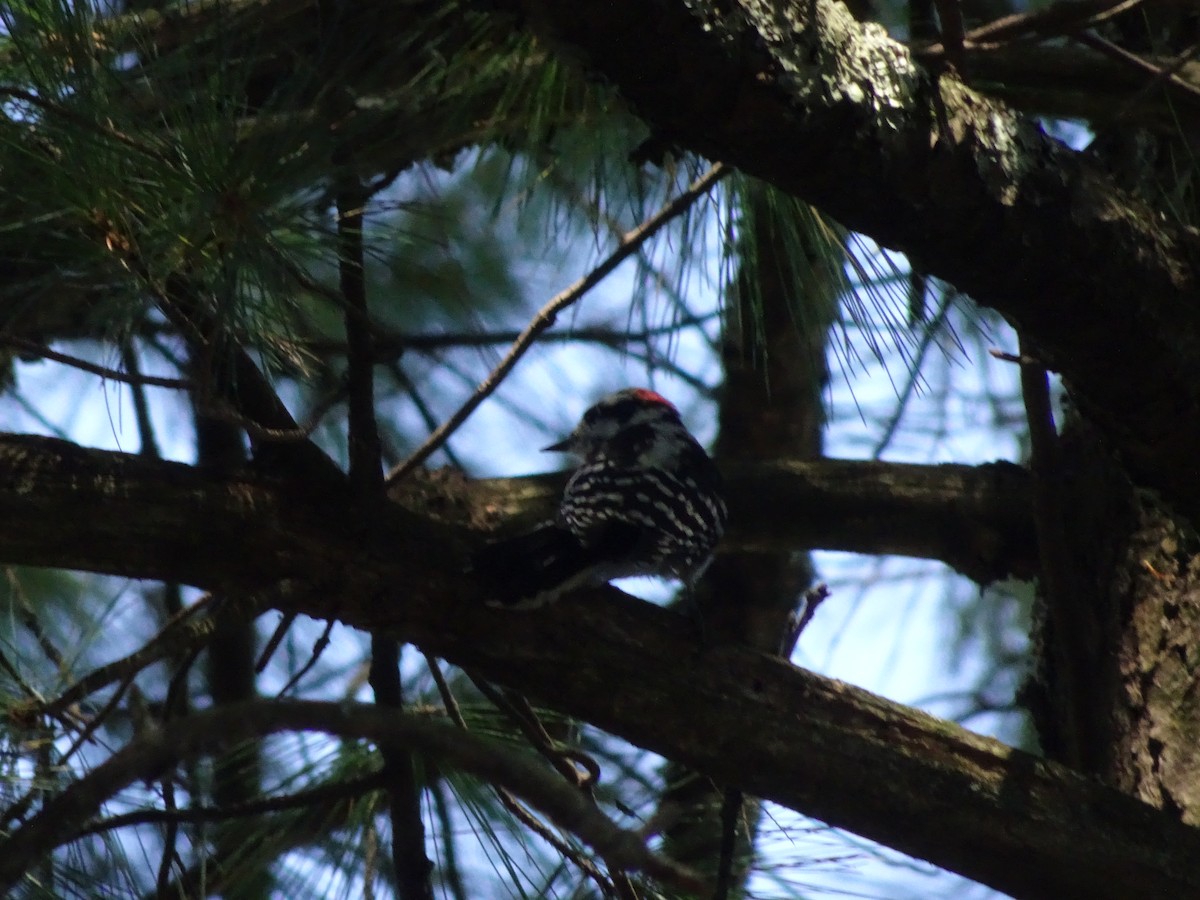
[542,435,573,453]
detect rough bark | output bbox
[392,595,1200,900]
[486,0,1200,518]
[923,43,1200,129]
[0,434,1032,585]
[2,433,1200,898]
[9,0,1200,517]
[475,458,1035,581]
[1031,422,1200,823]
[8,2,1200,893]
[13,584,1200,900]
[1109,493,1200,823]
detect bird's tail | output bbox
[471,524,591,608]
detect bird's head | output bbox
[543,388,684,460]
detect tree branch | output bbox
[0,434,1034,588]
[470,458,1036,582]
[486,0,1200,516]
[351,590,1200,900]
[386,162,728,483]
[0,700,705,896]
[0,433,1196,898]
[1,337,191,389]
[73,770,388,838]
[337,174,434,899]
[923,43,1200,127]
[11,0,1200,516]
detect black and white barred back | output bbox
[474,388,728,608]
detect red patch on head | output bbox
[632,388,676,411]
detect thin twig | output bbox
[73,771,387,839]
[1,337,192,389]
[505,688,599,789]
[713,788,744,900]
[989,348,1042,366]
[255,613,297,674]
[919,0,1146,56]
[469,674,596,789]
[1073,32,1200,105]
[497,786,618,896]
[11,572,66,673]
[1018,334,1094,771]
[39,595,215,717]
[385,162,730,484]
[779,583,831,658]
[2,701,709,895]
[305,313,721,357]
[121,341,163,458]
[149,273,344,486]
[193,401,315,442]
[388,364,465,469]
[0,85,169,163]
[276,619,336,695]
[156,770,180,895]
[428,661,617,896]
[0,646,40,707]
[1105,39,1200,125]
[338,177,433,900]
[55,677,135,775]
[423,655,466,732]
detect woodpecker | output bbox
[474,388,727,608]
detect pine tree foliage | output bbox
[2,0,1200,898]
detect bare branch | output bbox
[0,435,1035,594]
[428,661,619,895]
[337,173,434,900]
[38,595,215,718]
[495,0,1200,517]
[920,0,1147,55]
[1072,31,1200,104]
[0,435,1195,897]
[2,337,191,390]
[385,162,730,484]
[0,700,706,896]
[73,770,388,839]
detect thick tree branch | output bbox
[12,0,1200,514]
[472,458,1035,582]
[933,43,1200,128]
[321,592,1200,900]
[9,0,1200,513]
[0,434,1032,586]
[1,433,1196,898]
[486,0,1200,515]
[0,434,463,595]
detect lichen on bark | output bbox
[1111,489,1200,822]
[723,0,921,126]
